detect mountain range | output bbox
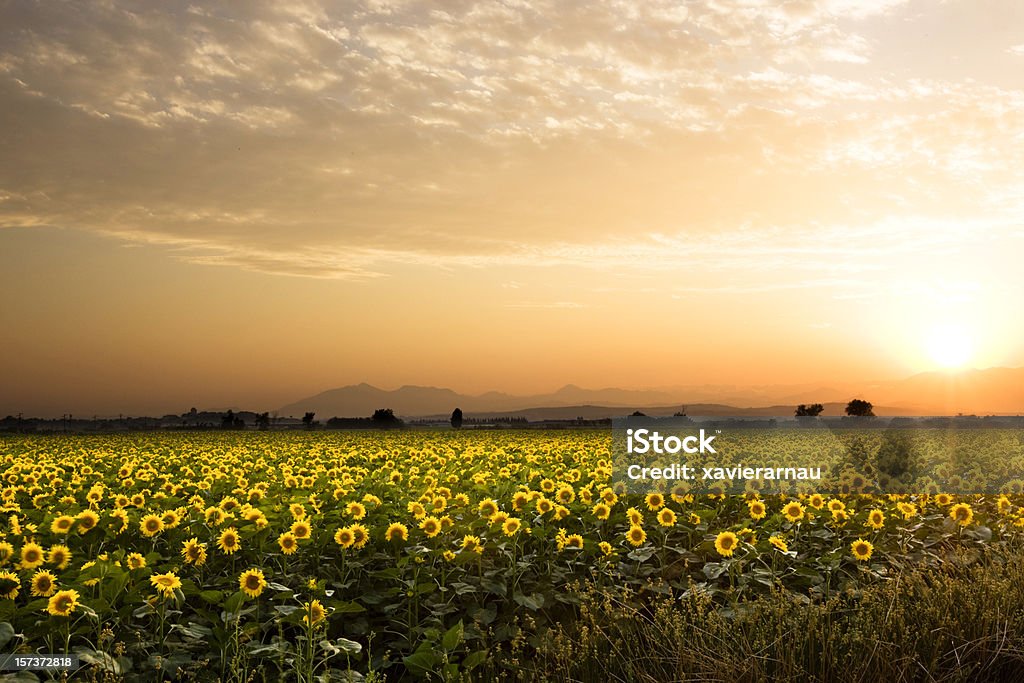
[276,367,1024,419]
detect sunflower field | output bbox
[1,431,1024,682]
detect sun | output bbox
[925,324,973,369]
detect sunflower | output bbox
[715,531,739,557]
[851,538,874,562]
[591,502,611,520]
[48,544,72,570]
[0,542,13,566]
[350,524,370,548]
[645,493,665,510]
[934,493,953,507]
[782,501,806,523]
[126,553,146,570]
[181,538,207,566]
[490,511,509,526]
[689,513,702,525]
[108,509,129,534]
[31,569,57,597]
[827,499,846,513]
[46,589,80,617]
[278,532,299,554]
[346,502,367,520]
[140,514,164,538]
[218,527,241,554]
[502,517,522,536]
[461,535,482,553]
[303,599,326,627]
[20,542,45,570]
[866,509,885,530]
[77,510,100,533]
[535,498,553,515]
[150,572,182,599]
[769,535,789,553]
[808,494,825,510]
[419,516,441,538]
[205,507,226,526]
[626,507,644,526]
[289,503,307,520]
[555,487,575,505]
[598,541,614,557]
[897,502,917,520]
[562,534,583,550]
[290,520,312,540]
[478,499,499,518]
[626,525,647,547]
[50,515,75,535]
[949,503,974,527]
[748,500,767,520]
[657,508,677,527]
[334,527,355,549]
[385,522,408,542]
[239,568,267,598]
[0,570,20,599]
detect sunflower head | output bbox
[31,570,57,597]
[385,522,408,542]
[334,527,355,548]
[851,538,874,562]
[626,525,647,547]
[47,589,80,617]
[714,531,739,557]
[239,568,266,599]
[303,599,326,627]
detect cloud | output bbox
[1,0,1023,289]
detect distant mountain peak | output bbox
[276,367,1024,419]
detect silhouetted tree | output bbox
[631,410,647,417]
[845,399,875,417]
[221,410,235,429]
[302,412,316,429]
[795,403,825,417]
[256,412,270,430]
[450,408,463,429]
[371,408,404,429]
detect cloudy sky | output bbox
[2,0,1024,416]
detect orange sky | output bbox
[2,0,1024,416]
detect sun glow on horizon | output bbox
[925,324,974,369]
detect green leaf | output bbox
[0,622,15,649]
[479,576,506,595]
[403,650,439,675]
[441,621,464,651]
[199,590,223,604]
[512,592,545,611]
[74,647,122,674]
[329,600,365,614]
[463,649,488,670]
[702,562,727,580]
[336,638,362,655]
[223,591,246,613]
